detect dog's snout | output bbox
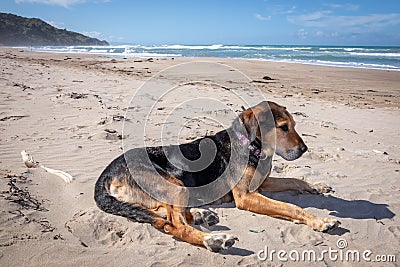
[300,144,308,153]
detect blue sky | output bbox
[1,0,400,45]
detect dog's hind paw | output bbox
[203,233,238,252]
[190,208,219,226]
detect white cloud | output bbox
[255,13,271,21]
[265,5,296,15]
[82,31,104,39]
[313,30,339,38]
[15,0,109,7]
[287,12,400,30]
[47,20,65,28]
[324,3,359,11]
[107,35,124,42]
[286,6,297,14]
[289,10,331,22]
[15,0,84,7]
[297,29,308,39]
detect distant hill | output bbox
[0,13,109,46]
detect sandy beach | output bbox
[0,47,399,266]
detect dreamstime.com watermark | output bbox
[257,238,397,263]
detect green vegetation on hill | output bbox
[0,13,109,46]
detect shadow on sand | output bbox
[262,192,395,221]
[174,192,395,255]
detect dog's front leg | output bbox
[260,177,334,194]
[233,190,338,232]
[232,167,339,232]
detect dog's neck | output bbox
[235,132,266,160]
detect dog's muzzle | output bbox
[277,144,308,161]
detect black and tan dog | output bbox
[94,101,339,252]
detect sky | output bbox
[1,0,400,46]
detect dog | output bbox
[94,101,340,252]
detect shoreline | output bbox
[3,47,399,109]
[10,44,400,72]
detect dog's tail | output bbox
[94,155,166,228]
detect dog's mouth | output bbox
[276,147,306,161]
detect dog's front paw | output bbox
[310,182,334,194]
[311,217,340,232]
[203,233,238,252]
[190,208,219,226]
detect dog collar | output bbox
[235,132,265,159]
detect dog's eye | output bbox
[279,124,289,132]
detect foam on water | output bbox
[349,52,400,57]
[28,44,400,71]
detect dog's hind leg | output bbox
[95,178,169,230]
[164,205,237,252]
[162,177,237,252]
[188,208,219,226]
[94,160,171,230]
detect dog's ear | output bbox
[267,101,285,123]
[240,109,259,142]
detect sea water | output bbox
[29,44,400,71]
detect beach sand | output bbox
[0,48,399,266]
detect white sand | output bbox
[0,48,399,266]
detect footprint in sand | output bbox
[387,225,400,238]
[88,129,124,141]
[273,162,298,175]
[303,150,341,162]
[280,225,323,246]
[320,121,338,130]
[65,208,170,248]
[386,226,400,248]
[65,208,129,248]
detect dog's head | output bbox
[236,101,308,161]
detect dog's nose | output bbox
[300,144,308,153]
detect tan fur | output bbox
[102,101,338,251]
[232,103,339,232]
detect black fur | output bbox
[94,112,269,225]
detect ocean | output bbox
[31,44,400,71]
